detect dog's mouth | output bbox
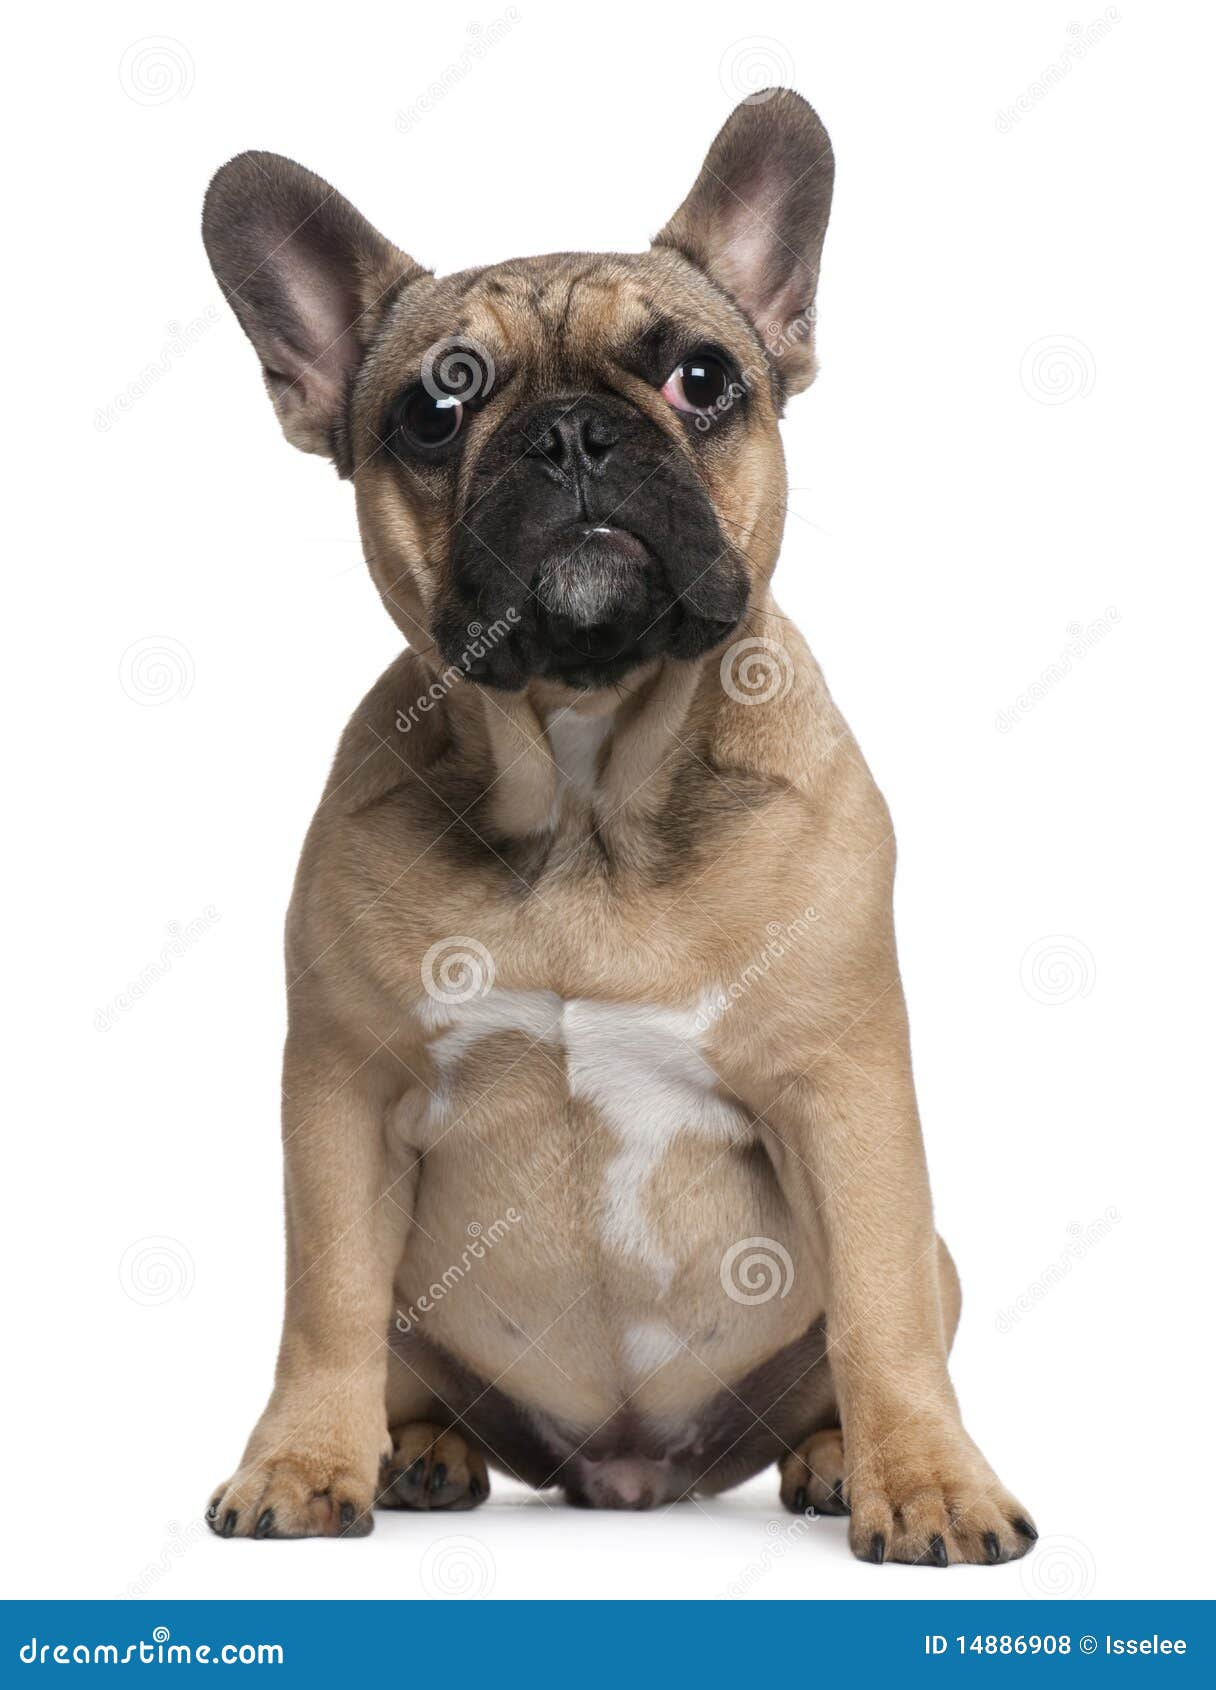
[436,522,746,692]
[433,394,750,691]
[529,524,679,681]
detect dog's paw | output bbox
[206,1451,377,1540]
[378,1422,489,1511]
[779,1426,849,1516]
[846,1429,1036,1566]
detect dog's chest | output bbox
[411,988,750,1286]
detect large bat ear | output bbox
[654,90,834,397]
[202,151,426,462]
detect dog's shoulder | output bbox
[700,607,892,842]
[316,649,453,817]
[285,649,464,990]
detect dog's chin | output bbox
[435,524,746,693]
[528,526,678,690]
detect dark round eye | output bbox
[398,384,464,448]
[661,351,731,414]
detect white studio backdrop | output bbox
[3,0,1212,1601]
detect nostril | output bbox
[522,409,618,474]
[526,423,567,467]
[579,417,618,460]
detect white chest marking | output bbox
[418,989,740,1287]
[544,709,613,826]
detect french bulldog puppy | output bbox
[201,90,1035,1565]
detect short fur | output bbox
[201,91,1035,1564]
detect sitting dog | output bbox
[201,89,1035,1565]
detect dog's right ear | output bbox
[202,152,426,463]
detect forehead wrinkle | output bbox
[472,293,514,345]
[560,278,656,368]
[548,275,583,342]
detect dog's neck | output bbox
[478,657,703,842]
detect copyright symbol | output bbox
[1080,1636,1097,1654]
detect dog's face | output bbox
[203,92,833,694]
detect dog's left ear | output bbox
[654,89,834,396]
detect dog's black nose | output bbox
[525,404,620,475]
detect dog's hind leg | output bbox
[380,1422,490,1511]
[779,1426,848,1515]
[378,1353,489,1511]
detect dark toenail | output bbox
[206,1501,220,1521]
[984,1531,1001,1562]
[406,1459,425,1485]
[831,1481,845,1508]
[254,1509,275,1539]
[431,1463,447,1490]
[1013,1517,1038,1541]
[340,1501,355,1528]
[870,1532,886,1564]
[222,1510,238,1538]
[928,1534,948,1567]
[469,1476,484,1500]
[792,1486,808,1514]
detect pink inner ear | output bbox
[267,253,362,430]
[717,222,775,319]
[709,197,812,346]
[285,257,359,372]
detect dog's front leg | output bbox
[206,1032,412,1540]
[760,996,1036,1567]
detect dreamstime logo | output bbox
[1020,935,1096,1005]
[395,1211,522,1334]
[720,637,794,706]
[693,371,753,432]
[1020,1534,1097,1598]
[419,1534,496,1598]
[395,10,520,135]
[720,1512,816,1596]
[119,637,195,706]
[996,10,1120,132]
[720,1237,794,1305]
[119,1237,195,1306]
[117,1520,210,1599]
[719,36,795,103]
[1020,335,1096,405]
[95,308,221,432]
[695,906,819,1033]
[396,610,520,731]
[119,38,195,105]
[691,310,816,436]
[995,608,1120,732]
[421,336,495,403]
[94,907,222,1032]
[996,1208,1120,1333]
[421,937,496,1005]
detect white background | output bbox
[4,0,1213,1603]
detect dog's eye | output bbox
[397,384,464,449]
[661,351,731,414]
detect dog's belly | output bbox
[390,988,823,1476]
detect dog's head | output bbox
[203,91,832,694]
